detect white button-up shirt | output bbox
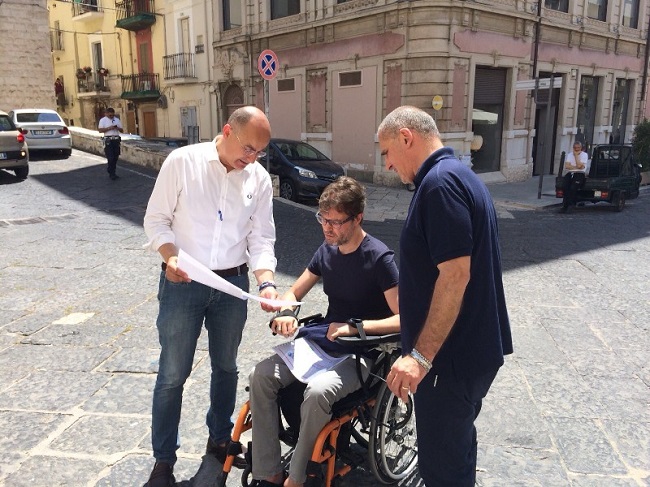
[98,116,123,136]
[144,138,277,273]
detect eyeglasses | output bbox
[316,212,355,228]
[234,132,266,159]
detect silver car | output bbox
[8,108,72,157]
[0,110,29,179]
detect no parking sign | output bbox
[258,50,279,81]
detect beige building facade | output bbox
[0,1,54,112]
[211,0,650,184]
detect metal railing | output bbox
[163,53,196,80]
[77,73,109,93]
[120,72,160,93]
[116,0,154,20]
[72,0,102,16]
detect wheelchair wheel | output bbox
[368,382,418,484]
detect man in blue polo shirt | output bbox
[378,106,513,486]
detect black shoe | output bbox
[109,174,120,180]
[144,462,175,487]
[206,437,247,469]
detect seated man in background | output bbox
[561,140,589,212]
[249,176,400,487]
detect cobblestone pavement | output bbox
[0,151,648,486]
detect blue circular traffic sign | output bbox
[258,50,279,80]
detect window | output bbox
[576,76,600,151]
[271,0,300,20]
[339,71,361,87]
[51,21,64,51]
[587,0,607,21]
[223,0,242,30]
[278,78,295,92]
[544,0,568,12]
[611,79,632,144]
[622,0,639,28]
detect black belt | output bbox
[105,136,121,141]
[161,262,248,278]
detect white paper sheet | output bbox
[273,338,352,383]
[177,249,302,307]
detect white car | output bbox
[8,109,72,157]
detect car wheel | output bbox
[62,149,72,158]
[280,179,297,201]
[612,191,625,212]
[14,166,29,179]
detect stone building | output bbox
[211,0,650,185]
[0,0,55,111]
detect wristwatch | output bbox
[346,318,367,340]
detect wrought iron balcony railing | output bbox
[116,0,156,31]
[163,53,197,80]
[72,0,102,17]
[77,73,109,93]
[120,72,161,100]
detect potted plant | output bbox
[98,67,109,76]
[76,68,87,79]
[83,66,93,74]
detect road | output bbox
[0,151,648,486]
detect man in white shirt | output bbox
[97,107,124,180]
[143,106,279,487]
[560,141,589,212]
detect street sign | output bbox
[258,50,279,81]
[431,95,443,111]
[515,77,563,91]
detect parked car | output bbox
[555,144,642,211]
[8,109,72,157]
[0,110,29,179]
[263,138,345,201]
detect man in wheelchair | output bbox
[248,177,400,487]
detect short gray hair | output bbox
[378,106,440,139]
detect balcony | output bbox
[163,53,197,82]
[72,0,104,22]
[116,0,156,31]
[120,73,161,101]
[77,73,111,99]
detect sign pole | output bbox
[258,49,279,173]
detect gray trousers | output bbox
[249,353,368,484]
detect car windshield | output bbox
[16,113,62,123]
[279,142,329,161]
[0,115,15,131]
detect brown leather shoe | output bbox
[206,437,247,469]
[144,461,175,487]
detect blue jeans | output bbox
[151,272,249,465]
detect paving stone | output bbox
[0,344,114,372]
[0,411,66,451]
[543,320,608,352]
[581,376,650,422]
[4,456,106,487]
[600,419,650,473]
[548,417,628,475]
[48,414,149,456]
[95,347,161,374]
[0,452,24,484]
[81,373,156,415]
[19,323,125,347]
[0,370,109,411]
[568,474,641,486]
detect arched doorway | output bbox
[223,84,244,120]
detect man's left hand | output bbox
[386,355,427,402]
[259,286,280,312]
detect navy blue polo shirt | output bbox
[399,147,512,378]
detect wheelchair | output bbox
[218,314,418,487]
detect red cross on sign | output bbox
[258,50,279,81]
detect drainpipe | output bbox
[204,0,215,138]
[640,12,650,119]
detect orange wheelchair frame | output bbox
[218,329,418,487]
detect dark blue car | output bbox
[262,138,345,201]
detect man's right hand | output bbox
[270,315,298,338]
[164,256,191,283]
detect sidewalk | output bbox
[362,175,560,223]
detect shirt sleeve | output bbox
[246,171,277,272]
[375,251,399,291]
[143,153,181,252]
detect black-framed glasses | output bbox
[234,132,266,159]
[316,212,354,229]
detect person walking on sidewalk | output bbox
[143,106,279,487]
[377,106,513,487]
[249,176,400,487]
[97,107,124,180]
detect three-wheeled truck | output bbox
[555,144,642,211]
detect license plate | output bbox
[33,130,53,135]
[0,153,6,159]
[594,190,602,197]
